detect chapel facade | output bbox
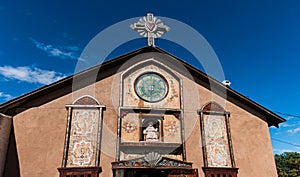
[0,46,284,177]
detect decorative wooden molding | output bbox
[113,168,198,177]
[169,169,198,177]
[58,167,102,177]
[112,156,192,169]
[120,142,183,154]
[202,167,238,177]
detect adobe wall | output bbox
[13,94,70,177]
[12,69,277,177]
[180,74,277,177]
[13,74,120,177]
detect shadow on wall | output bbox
[3,125,20,177]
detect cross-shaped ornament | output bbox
[130,13,170,46]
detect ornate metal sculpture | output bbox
[130,13,170,46]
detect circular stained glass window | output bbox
[135,73,168,102]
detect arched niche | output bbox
[202,101,225,113]
[73,95,100,105]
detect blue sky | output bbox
[0,0,299,154]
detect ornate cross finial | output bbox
[130,13,170,46]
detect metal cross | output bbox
[130,13,170,46]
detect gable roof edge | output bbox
[0,46,285,127]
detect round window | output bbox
[135,73,168,102]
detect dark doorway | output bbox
[126,169,171,177]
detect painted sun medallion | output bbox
[135,73,168,102]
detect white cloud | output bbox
[280,122,296,128]
[64,46,80,51]
[0,66,66,85]
[0,92,13,101]
[287,127,300,135]
[30,38,84,61]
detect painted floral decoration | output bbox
[122,120,138,133]
[164,120,179,137]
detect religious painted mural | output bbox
[66,109,100,167]
[203,115,232,167]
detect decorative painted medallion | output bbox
[72,140,93,166]
[122,120,138,133]
[164,120,179,137]
[135,73,168,102]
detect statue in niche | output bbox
[143,121,159,141]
